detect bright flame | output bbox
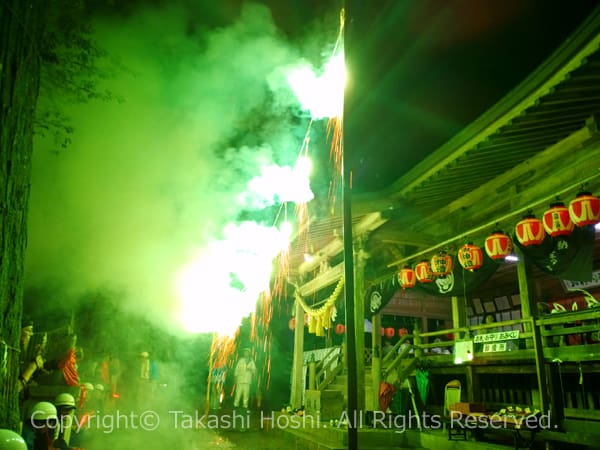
[242,157,314,208]
[176,221,292,335]
[287,51,346,120]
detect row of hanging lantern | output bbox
[399,191,600,289]
[288,319,410,338]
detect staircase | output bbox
[312,338,419,414]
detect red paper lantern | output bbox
[288,318,296,331]
[515,215,545,246]
[569,192,600,227]
[335,323,345,335]
[399,267,416,289]
[458,243,483,271]
[484,231,513,260]
[543,202,574,237]
[398,327,408,337]
[415,260,434,283]
[379,327,385,336]
[385,327,395,338]
[431,252,453,276]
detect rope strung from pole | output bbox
[294,277,345,336]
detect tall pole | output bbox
[290,301,306,410]
[343,1,358,448]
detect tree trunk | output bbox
[0,0,45,430]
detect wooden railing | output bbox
[536,308,600,347]
[314,345,344,391]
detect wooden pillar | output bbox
[354,240,367,412]
[413,320,423,358]
[516,246,534,323]
[308,359,317,391]
[290,301,305,409]
[371,312,382,411]
[514,246,550,414]
[451,296,466,339]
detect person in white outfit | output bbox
[233,348,256,410]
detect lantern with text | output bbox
[457,243,483,271]
[399,267,416,289]
[415,260,434,283]
[385,327,395,339]
[543,202,574,237]
[569,192,600,227]
[515,215,545,246]
[288,318,296,331]
[431,252,453,276]
[484,231,513,260]
[335,323,345,335]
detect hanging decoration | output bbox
[431,252,453,276]
[515,214,545,246]
[398,327,408,337]
[569,192,600,227]
[458,243,483,271]
[514,224,594,281]
[365,277,401,316]
[288,318,296,331]
[385,327,395,339]
[484,231,513,260]
[293,277,345,336]
[415,260,434,283]
[398,267,416,289]
[543,202,574,237]
[335,323,345,335]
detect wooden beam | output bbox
[387,164,600,268]
[386,19,600,199]
[420,124,596,224]
[298,263,343,297]
[299,212,386,276]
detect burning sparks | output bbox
[242,156,314,208]
[177,8,347,348]
[286,51,346,120]
[176,221,292,335]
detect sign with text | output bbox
[482,342,507,352]
[474,330,520,343]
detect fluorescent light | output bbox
[505,255,519,262]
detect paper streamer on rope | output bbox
[294,277,344,336]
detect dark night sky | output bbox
[341,0,599,193]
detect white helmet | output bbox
[0,429,26,450]
[81,382,94,391]
[94,384,104,392]
[54,393,76,408]
[29,402,57,421]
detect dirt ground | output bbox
[74,407,311,449]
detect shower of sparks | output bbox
[286,9,345,212]
[249,291,274,393]
[176,220,292,335]
[286,51,345,121]
[327,9,345,210]
[327,115,344,210]
[205,333,237,414]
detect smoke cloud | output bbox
[26,2,337,336]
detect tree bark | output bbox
[0,0,45,430]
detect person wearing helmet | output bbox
[70,383,95,450]
[0,429,26,450]
[21,401,58,450]
[53,393,76,447]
